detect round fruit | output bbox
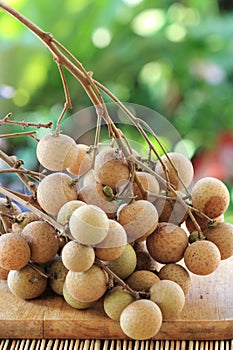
[120,299,162,340]
[37,172,78,216]
[78,182,119,219]
[118,199,158,242]
[0,232,31,270]
[69,204,109,245]
[185,213,224,234]
[0,266,9,280]
[155,191,188,225]
[94,148,130,190]
[61,240,95,272]
[204,222,233,260]
[155,152,194,191]
[65,264,108,303]
[67,143,93,176]
[36,133,77,171]
[150,280,185,319]
[133,241,159,271]
[158,263,191,296]
[184,240,221,275]
[106,243,137,279]
[56,200,86,225]
[191,177,230,218]
[22,221,59,264]
[126,270,160,292]
[103,286,135,321]
[133,171,160,202]
[95,220,127,261]
[63,282,95,309]
[146,222,188,264]
[46,256,68,295]
[7,265,47,300]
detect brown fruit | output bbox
[118,199,158,242]
[204,222,233,260]
[0,232,31,270]
[46,256,68,295]
[63,282,95,309]
[158,263,191,296]
[61,240,95,272]
[155,191,188,225]
[191,177,230,218]
[106,243,137,279]
[146,222,188,264]
[126,270,160,292]
[133,171,160,202]
[22,221,59,264]
[185,213,224,234]
[0,266,9,280]
[184,240,221,275]
[67,143,93,176]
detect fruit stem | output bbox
[28,262,49,278]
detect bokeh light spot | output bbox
[131,9,165,37]
[92,27,112,48]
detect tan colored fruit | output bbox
[7,264,47,300]
[191,177,230,218]
[155,191,188,225]
[158,263,191,295]
[94,148,130,190]
[126,270,160,292]
[118,199,158,242]
[106,243,137,279]
[103,286,135,321]
[65,264,108,302]
[12,212,39,233]
[184,240,221,275]
[37,172,78,216]
[95,220,127,261]
[67,143,93,176]
[69,204,109,245]
[146,222,188,264]
[0,266,9,280]
[56,200,86,225]
[133,241,159,271]
[0,232,31,270]
[22,221,59,264]
[82,169,95,187]
[0,198,21,232]
[78,182,119,219]
[61,240,95,272]
[133,171,160,202]
[185,213,224,234]
[120,299,162,340]
[204,222,233,260]
[36,133,77,171]
[150,280,185,319]
[63,282,95,309]
[46,256,68,295]
[155,152,194,191]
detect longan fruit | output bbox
[103,286,135,321]
[133,171,160,202]
[0,266,9,280]
[37,172,78,216]
[155,191,188,225]
[184,240,221,275]
[204,222,233,260]
[61,240,95,272]
[69,204,109,246]
[191,177,230,218]
[63,282,95,309]
[46,255,68,295]
[95,219,127,261]
[0,232,31,270]
[36,133,77,171]
[120,299,162,340]
[146,222,188,264]
[185,213,224,234]
[118,199,158,242]
[67,143,93,176]
[106,243,137,279]
[155,152,194,191]
[133,241,159,271]
[126,270,160,292]
[22,221,59,264]
[11,212,39,234]
[158,263,191,296]
[56,200,86,225]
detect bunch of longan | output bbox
[0,131,232,341]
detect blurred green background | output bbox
[0,0,233,220]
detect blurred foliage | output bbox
[0,0,233,219]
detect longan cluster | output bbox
[0,131,233,341]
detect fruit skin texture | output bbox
[106,243,137,279]
[94,147,130,190]
[118,199,158,242]
[61,240,95,272]
[126,270,160,292]
[204,222,233,260]
[36,133,77,171]
[191,177,230,218]
[120,299,162,340]
[150,280,185,319]
[7,265,47,300]
[22,221,59,264]
[146,222,188,264]
[133,171,160,202]
[0,232,31,271]
[155,191,188,225]
[185,213,224,234]
[158,263,191,296]
[154,152,194,191]
[37,172,78,216]
[65,264,108,302]
[69,204,109,246]
[103,286,135,321]
[63,282,95,309]
[184,240,221,275]
[67,143,93,176]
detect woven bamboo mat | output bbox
[0,339,232,350]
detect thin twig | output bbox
[0,130,37,139]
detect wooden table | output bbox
[0,257,233,340]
